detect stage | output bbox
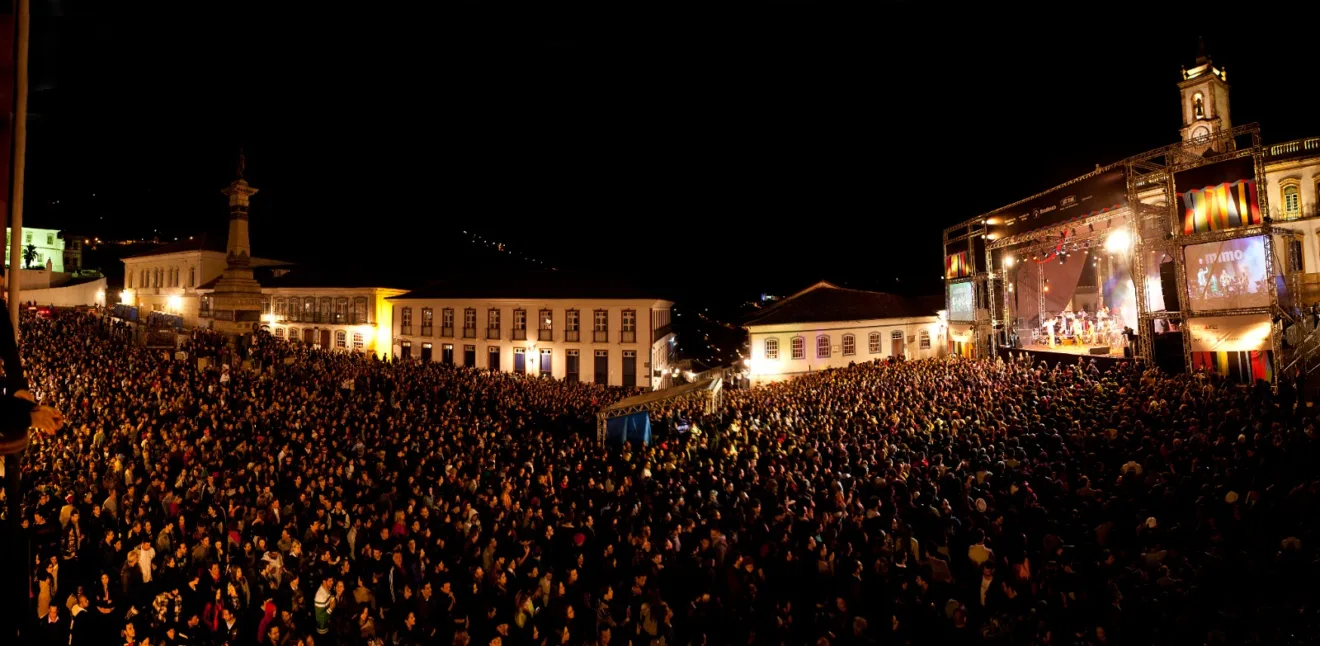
[997,342,1133,370]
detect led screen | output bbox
[948,282,974,321]
[1184,236,1269,311]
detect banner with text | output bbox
[1186,314,1272,353]
[987,167,1128,240]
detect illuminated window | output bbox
[842,334,855,356]
[1284,184,1301,219]
[400,307,413,335]
[354,297,368,324]
[289,327,299,342]
[892,330,903,340]
[275,327,284,338]
[303,297,315,319]
[791,336,805,360]
[566,309,580,331]
[353,333,364,350]
[46,233,53,245]
[287,297,300,322]
[594,309,608,331]
[335,298,348,323]
[421,307,434,335]
[442,308,454,334]
[869,332,881,353]
[1192,92,1205,119]
[335,330,346,348]
[920,330,931,349]
[488,308,500,330]
[262,297,271,315]
[764,337,779,360]
[816,335,831,358]
[463,308,476,331]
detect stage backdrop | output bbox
[1042,251,1089,314]
[987,167,1128,240]
[1174,155,1262,235]
[1183,235,1270,312]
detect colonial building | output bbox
[744,281,945,386]
[6,226,66,271]
[121,234,287,329]
[388,273,675,389]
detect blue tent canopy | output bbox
[604,411,651,446]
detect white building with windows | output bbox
[745,281,945,386]
[6,226,66,271]
[120,234,288,329]
[388,273,675,389]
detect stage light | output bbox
[1004,256,1014,267]
[1106,229,1132,254]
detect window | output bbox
[275,327,285,338]
[816,335,831,358]
[401,307,413,335]
[354,297,369,324]
[1192,92,1204,119]
[791,337,806,360]
[275,298,286,318]
[538,309,553,341]
[593,309,609,343]
[565,349,580,383]
[319,297,332,323]
[869,332,881,354]
[512,309,527,340]
[335,330,347,348]
[566,309,581,342]
[304,297,315,320]
[287,297,300,322]
[764,337,779,360]
[488,345,501,371]
[189,266,195,288]
[892,330,903,340]
[24,232,31,243]
[421,307,434,335]
[463,308,477,338]
[262,297,271,315]
[289,327,299,343]
[1283,184,1302,220]
[621,309,636,343]
[919,329,931,349]
[442,308,454,337]
[128,271,134,289]
[353,333,364,350]
[842,334,855,356]
[335,298,348,323]
[513,347,526,373]
[487,308,501,339]
[46,233,53,245]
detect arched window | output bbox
[842,334,855,356]
[791,336,806,360]
[275,327,284,338]
[189,266,196,288]
[764,337,779,360]
[919,329,931,349]
[869,332,881,354]
[892,330,903,340]
[303,297,315,320]
[816,335,831,358]
[1193,92,1205,119]
[1284,184,1301,219]
[354,297,369,324]
[335,330,347,348]
[127,270,134,289]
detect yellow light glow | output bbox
[1004,255,1014,267]
[355,325,376,344]
[167,295,183,312]
[262,313,276,323]
[120,290,134,305]
[1106,229,1132,254]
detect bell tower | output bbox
[208,150,265,334]
[1178,37,1231,148]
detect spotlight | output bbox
[1105,229,1132,254]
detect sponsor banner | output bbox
[1174,156,1262,235]
[949,323,973,343]
[945,251,972,279]
[988,167,1128,240]
[1186,314,1272,353]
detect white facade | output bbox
[6,227,66,272]
[255,287,404,360]
[121,248,226,328]
[747,317,944,386]
[387,296,676,389]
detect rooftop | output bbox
[744,281,942,327]
[391,271,667,302]
[124,234,227,258]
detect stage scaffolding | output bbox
[943,124,1300,383]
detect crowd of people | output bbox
[7,309,1320,645]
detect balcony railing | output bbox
[351,315,368,325]
[421,325,433,336]
[463,327,476,339]
[654,324,672,339]
[487,328,501,340]
[512,329,527,340]
[620,330,636,343]
[593,330,609,343]
[400,325,413,336]
[538,329,553,341]
[565,330,580,342]
[1267,137,1320,158]
[441,326,454,337]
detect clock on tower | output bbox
[1178,37,1231,150]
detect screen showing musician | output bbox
[1184,236,1270,312]
[948,282,974,321]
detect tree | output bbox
[22,243,38,269]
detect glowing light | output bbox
[354,326,376,344]
[1105,229,1132,254]
[167,295,183,312]
[1004,255,1014,267]
[262,313,276,323]
[119,290,133,305]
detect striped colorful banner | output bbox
[945,251,971,278]
[1191,349,1273,384]
[1181,179,1261,235]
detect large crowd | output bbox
[7,309,1320,645]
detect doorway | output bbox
[304,328,316,345]
[463,345,475,367]
[594,350,609,385]
[421,343,433,363]
[320,329,330,349]
[622,350,636,388]
[540,349,552,375]
[514,348,526,373]
[442,344,454,365]
[401,341,412,360]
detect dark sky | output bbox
[18,3,1320,308]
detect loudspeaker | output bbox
[1089,346,1112,356]
[1159,261,1179,311]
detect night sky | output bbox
[17,4,1320,310]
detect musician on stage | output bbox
[1045,315,1057,348]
